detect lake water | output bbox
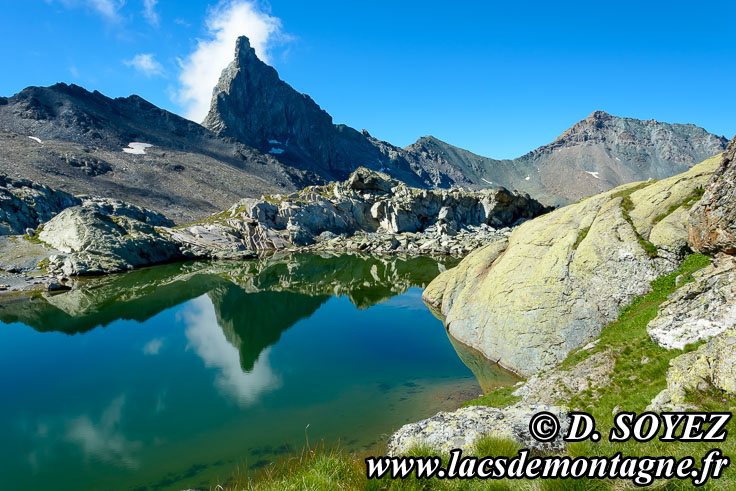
[0,253,518,490]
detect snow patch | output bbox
[481,178,493,185]
[269,148,284,155]
[525,176,530,181]
[584,171,600,179]
[28,136,43,144]
[123,142,153,155]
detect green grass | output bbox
[551,253,736,489]
[611,183,659,258]
[24,225,45,244]
[572,226,590,250]
[462,385,521,408]
[652,186,705,225]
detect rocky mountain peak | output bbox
[586,109,613,121]
[234,35,256,61]
[201,37,431,187]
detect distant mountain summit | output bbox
[403,111,727,205]
[204,36,727,205]
[507,110,727,204]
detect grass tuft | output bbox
[611,183,659,258]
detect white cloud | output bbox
[55,0,125,22]
[176,0,286,122]
[124,53,164,77]
[65,396,143,468]
[88,0,125,20]
[142,0,159,26]
[142,337,164,355]
[182,296,281,406]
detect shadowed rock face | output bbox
[204,37,727,207]
[0,174,80,235]
[203,37,430,187]
[689,135,736,254]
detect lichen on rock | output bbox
[386,404,569,456]
[424,156,721,376]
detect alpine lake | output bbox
[0,253,519,490]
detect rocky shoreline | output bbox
[387,136,736,456]
[0,167,550,293]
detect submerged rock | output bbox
[423,154,721,376]
[386,404,569,456]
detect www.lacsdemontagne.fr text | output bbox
[366,449,729,486]
[367,411,731,485]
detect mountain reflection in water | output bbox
[0,252,518,491]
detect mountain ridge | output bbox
[203,36,727,206]
[0,82,318,223]
[0,37,727,222]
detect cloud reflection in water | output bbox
[182,295,281,406]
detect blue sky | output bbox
[1,1,734,159]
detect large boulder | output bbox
[39,206,182,275]
[424,156,721,376]
[386,404,569,456]
[689,136,736,254]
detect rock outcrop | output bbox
[170,167,551,258]
[423,154,722,376]
[39,206,182,276]
[647,135,736,411]
[386,404,569,456]
[649,326,736,412]
[0,168,548,285]
[647,254,736,350]
[689,136,736,254]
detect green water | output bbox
[0,253,518,490]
